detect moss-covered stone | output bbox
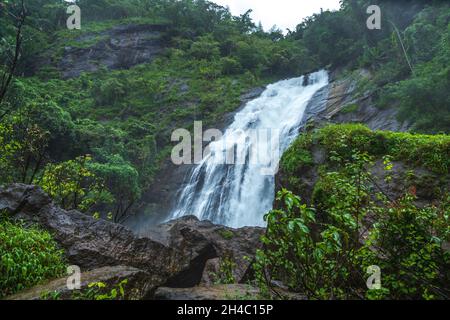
[277,124,450,205]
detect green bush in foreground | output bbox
[0,219,66,298]
[255,151,450,300]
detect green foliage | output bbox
[316,124,450,174]
[380,60,450,134]
[374,3,449,133]
[220,57,243,75]
[39,155,112,212]
[21,100,76,159]
[71,279,129,300]
[218,229,234,240]
[293,9,364,68]
[359,193,450,300]
[0,218,66,298]
[210,254,236,285]
[255,184,362,300]
[282,124,450,197]
[280,133,314,175]
[0,122,21,183]
[256,150,450,300]
[189,34,220,60]
[88,154,141,222]
[0,115,49,184]
[270,122,450,299]
[92,78,127,107]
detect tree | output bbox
[39,155,111,212]
[255,155,450,300]
[15,124,48,184]
[189,34,220,60]
[89,155,141,223]
[0,0,26,119]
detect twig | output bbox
[389,20,414,74]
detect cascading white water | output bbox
[170,70,329,228]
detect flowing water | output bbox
[170,70,329,228]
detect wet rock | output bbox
[200,258,221,286]
[143,216,265,286]
[305,68,410,132]
[239,87,266,104]
[154,284,261,300]
[0,184,211,293]
[6,266,152,300]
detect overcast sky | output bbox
[212,0,341,32]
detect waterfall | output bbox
[170,70,329,228]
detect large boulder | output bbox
[0,184,209,293]
[154,284,261,300]
[6,266,152,300]
[154,284,307,300]
[0,184,265,298]
[143,216,265,286]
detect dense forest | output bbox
[0,0,449,300]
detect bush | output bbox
[89,154,141,223]
[189,35,220,61]
[220,57,243,75]
[315,124,450,174]
[255,150,450,300]
[254,189,358,299]
[359,193,450,300]
[0,219,66,298]
[39,155,112,212]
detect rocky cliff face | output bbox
[32,24,167,78]
[303,68,410,132]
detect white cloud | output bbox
[212,0,341,31]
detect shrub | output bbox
[0,219,66,298]
[220,57,242,75]
[314,124,450,174]
[71,279,129,300]
[189,35,220,61]
[359,193,450,300]
[39,155,112,212]
[255,150,450,300]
